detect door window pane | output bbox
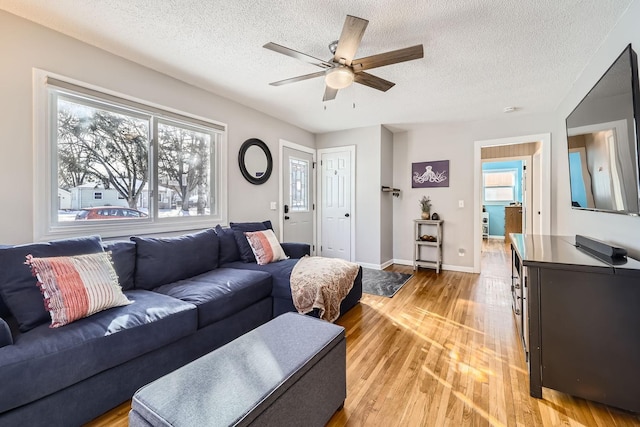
[290,158,309,211]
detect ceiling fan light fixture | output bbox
[325,67,354,89]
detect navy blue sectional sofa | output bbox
[0,225,362,427]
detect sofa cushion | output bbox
[0,317,12,348]
[0,236,104,332]
[153,268,272,328]
[132,229,219,290]
[0,290,197,414]
[245,229,288,265]
[280,242,311,259]
[222,258,299,300]
[102,240,137,291]
[215,225,241,264]
[26,252,132,328]
[0,245,11,319]
[230,221,272,263]
[0,295,9,320]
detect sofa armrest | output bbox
[281,242,310,259]
[0,317,13,348]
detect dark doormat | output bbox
[361,268,413,297]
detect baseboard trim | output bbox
[357,262,383,270]
[380,259,394,270]
[356,260,394,270]
[393,259,475,274]
[442,264,475,273]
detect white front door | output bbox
[281,144,314,249]
[319,147,354,261]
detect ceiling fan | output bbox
[264,15,424,101]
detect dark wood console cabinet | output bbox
[510,234,640,413]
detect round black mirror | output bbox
[238,138,272,185]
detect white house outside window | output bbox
[35,72,227,240]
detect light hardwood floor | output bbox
[87,240,640,426]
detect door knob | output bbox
[344,213,350,217]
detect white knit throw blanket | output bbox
[290,256,359,322]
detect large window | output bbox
[36,73,226,239]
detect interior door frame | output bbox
[481,155,533,236]
[473,133,551,273]
[279,139,316,253]
[317,145,356,261]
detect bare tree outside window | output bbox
[44,79,224,233]
[158,122,211,217]
[57,98,149,218]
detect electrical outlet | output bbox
[458,248,465,257]
[458,200,464,208]
[269,201,277,210]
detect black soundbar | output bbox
[575,235,627,258]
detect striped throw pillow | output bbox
[245,229,289,265]
[25,252,131,328]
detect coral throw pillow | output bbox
[25,252,131,328]
[245,229,289,265]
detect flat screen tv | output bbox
[565,44,640,215]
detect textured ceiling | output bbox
[0,0,634,133]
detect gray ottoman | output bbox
[129,312,346,426]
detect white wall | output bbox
[554,0,640,259]
[316,126,383,266]
[0,11,314,244]
[4,0,640,260]
[392,114,554,271]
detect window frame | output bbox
[34,69,227,241]
[483,169,518,204]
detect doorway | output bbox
[481,157,532,239]
[473,133,551,273]
[279,140,315,251]
[317,146,355,261]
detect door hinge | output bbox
[320,160,323,166]
[312,245,315,251]
[313,161,316,169]
[313,203,315,210]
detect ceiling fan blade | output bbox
[351,45,424,71]
[269,71,326,86]
[264,42,334,69]
[354,72,395,92]
[323,86,338,102]
[334,15,369,66]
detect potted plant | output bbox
[419,196,431,220]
